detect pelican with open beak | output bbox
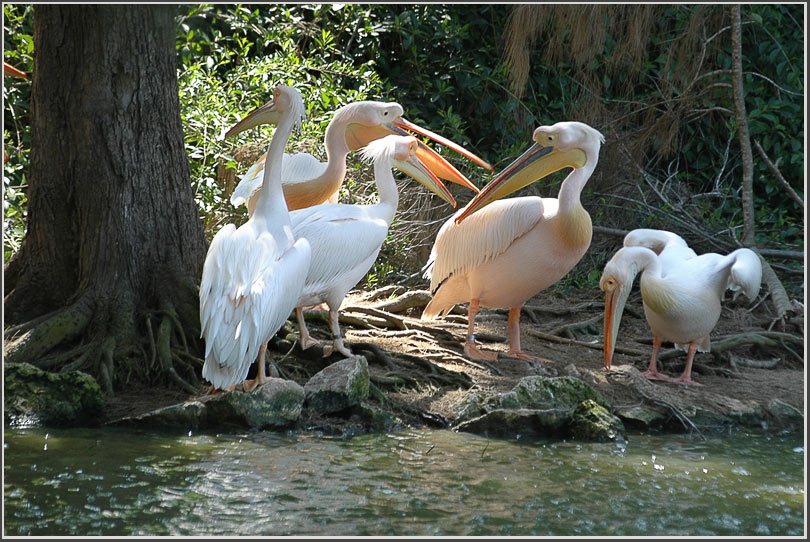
[225,99,490,213]
[289,134,455,358]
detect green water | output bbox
[3,426,805,536]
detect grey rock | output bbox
[614,404,668,428]
[766,399,803,427]
[455,408,571,437]
[304,356,369,414]
[111,377,304,431]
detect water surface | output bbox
[3,426,805,536]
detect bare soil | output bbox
[104,286,805,432]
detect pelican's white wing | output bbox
[424,196,544,293]
[291,204,389,304]
[200,224,311,390]
[231,152,328,207]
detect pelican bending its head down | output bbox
[422,121,604,362]
[200,85,312,392]
[291,134,457,357]
[225,99,492,213]
[600,228,762,386]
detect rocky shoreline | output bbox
[5,352,804,441]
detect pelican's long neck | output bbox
[556,159,597,248]
[319,115,351,186]
[372,159,399,224]
[251,109,297,244]
[557,158,596,213]
[283,117,350,210]
[629,247,678,314]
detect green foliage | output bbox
[3,3,33,262]
[2,4,804,285]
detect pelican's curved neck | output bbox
[252,109,296,243]
[321,116,351,179]
[558,158,597,213]
[372,159,398,223]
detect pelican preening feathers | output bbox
[600,229,762,386]
[422,122,605,362]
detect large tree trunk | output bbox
[3,5,208,394]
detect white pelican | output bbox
[224,99,492,213]
[200,85,312,392]
[422,121,605,362]
[291,134,457,357]
[600,228,762,386]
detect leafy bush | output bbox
[3,4,803,293]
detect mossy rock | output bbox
[4,362,104,427]
[109,378,305,431]
[570,399,626,442]
[204,378,305,429]
[304,356,369,414]
[499,376,610,412]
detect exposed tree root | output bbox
[150,303,199,395]
[353,341,472,390]
[548,315,601,339]
[364,289,432,314]
[4,299,93,365]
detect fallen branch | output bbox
[367,290,431,314]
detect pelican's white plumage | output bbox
[225,100,490,214]
[200,85,311,391]
[601,228,763,385]
[422,121,604,362]
[290,134,455,357]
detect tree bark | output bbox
[730,4,756,247]
[3,5,208,393]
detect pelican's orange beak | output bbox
[601,278,630,371]
[3,62,27,79]
[454,140,587,224]
[346,117,489,193]
[393,139,456,207]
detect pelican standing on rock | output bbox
[422,121,605,362]
[200,85,312,392]
[225,99,492,213]
[600,228,762,386]
[291,134,458,357]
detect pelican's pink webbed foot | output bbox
[463,339,499,362]
[504,349,553,363]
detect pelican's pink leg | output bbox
[242,342,269,392]
[463,298,499,362]
[296,307,322,350]
[322,309,353,358]
[671,342,703,386]
[505,307,551,362]
[642,335,673,382]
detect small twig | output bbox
[752,139,804,209]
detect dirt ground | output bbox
[104,284,805,433]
